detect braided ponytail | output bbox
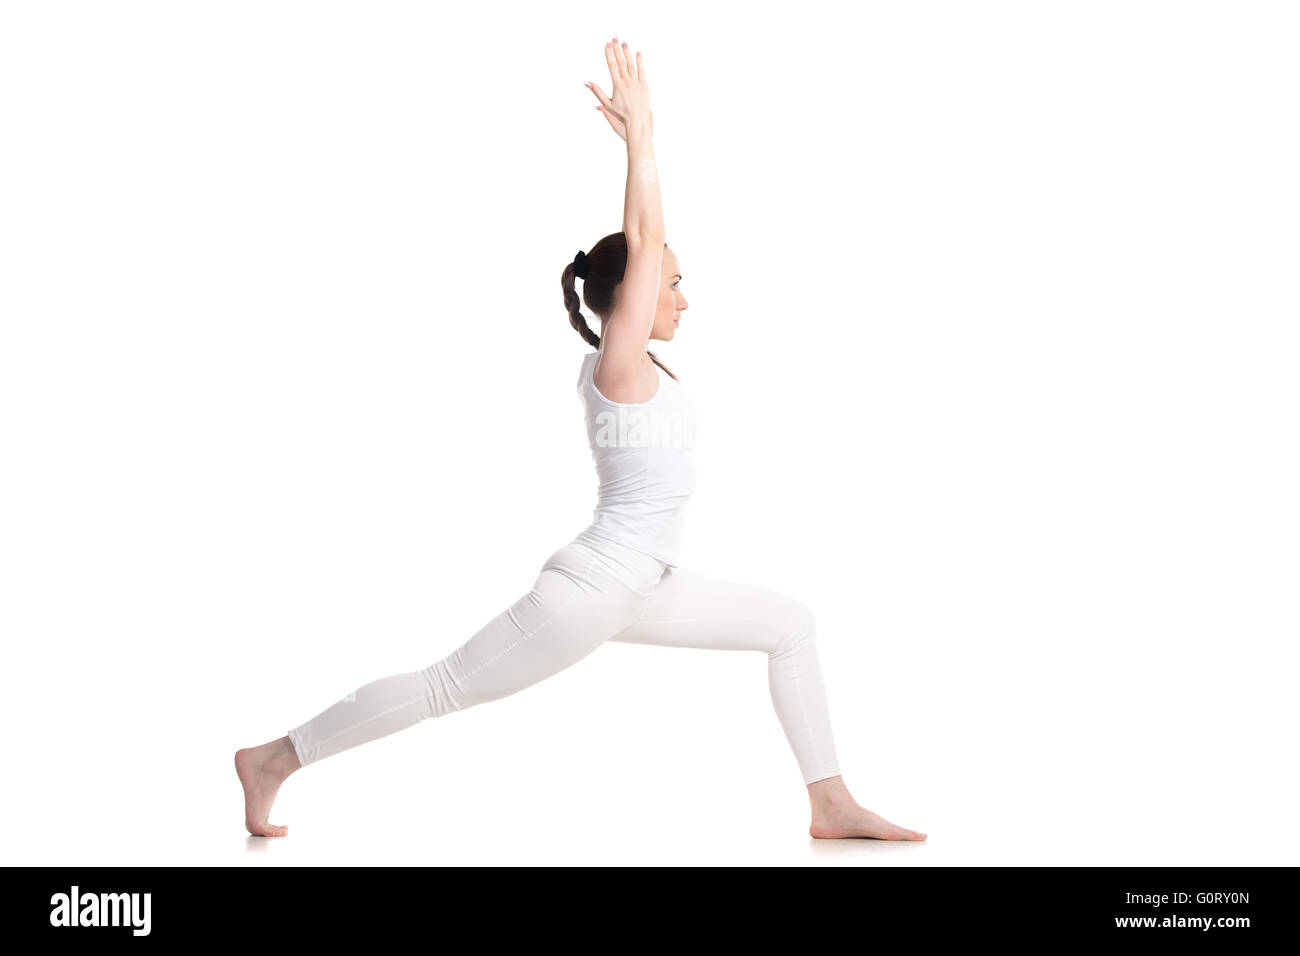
[562,260,601,349]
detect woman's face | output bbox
[649,246,688,342]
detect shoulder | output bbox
[593,352,660,405]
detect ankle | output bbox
[263,736,301,776]
[807,775,854,811]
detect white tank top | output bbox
[576,350,697,566]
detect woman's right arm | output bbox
[590,40,665,401]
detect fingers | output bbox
[585,80,626,139]
[612,37,629,78]
[585,81,611,108]
[604,39,620,83]
[606,36,641,84]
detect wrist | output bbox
[625,116,654,142]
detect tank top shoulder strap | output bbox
[577,351,595,393]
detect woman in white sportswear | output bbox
[235,37,926,843]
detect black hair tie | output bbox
[572,250,589,280]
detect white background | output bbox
[2,0,1296,866]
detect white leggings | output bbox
[287,530,842,786]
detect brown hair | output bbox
[561,232,677,381]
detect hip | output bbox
[541,528,669,599]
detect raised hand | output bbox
[585,36,653,142]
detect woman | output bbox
[236,37,926,843]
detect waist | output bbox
[545,528,669,595]
[582,506,687,567]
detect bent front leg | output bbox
[609,565,842,786]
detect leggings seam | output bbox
[785,619,823,781]
[455,549,598,685]
[296,690,431,764]
[624,614,786,634]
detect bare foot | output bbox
[810,802,927,840]
[807,775,926,841]
[235,736,300,837]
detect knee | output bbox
[772,595,817,657]
[419,658,471,719]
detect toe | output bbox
[248,820,289,837]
